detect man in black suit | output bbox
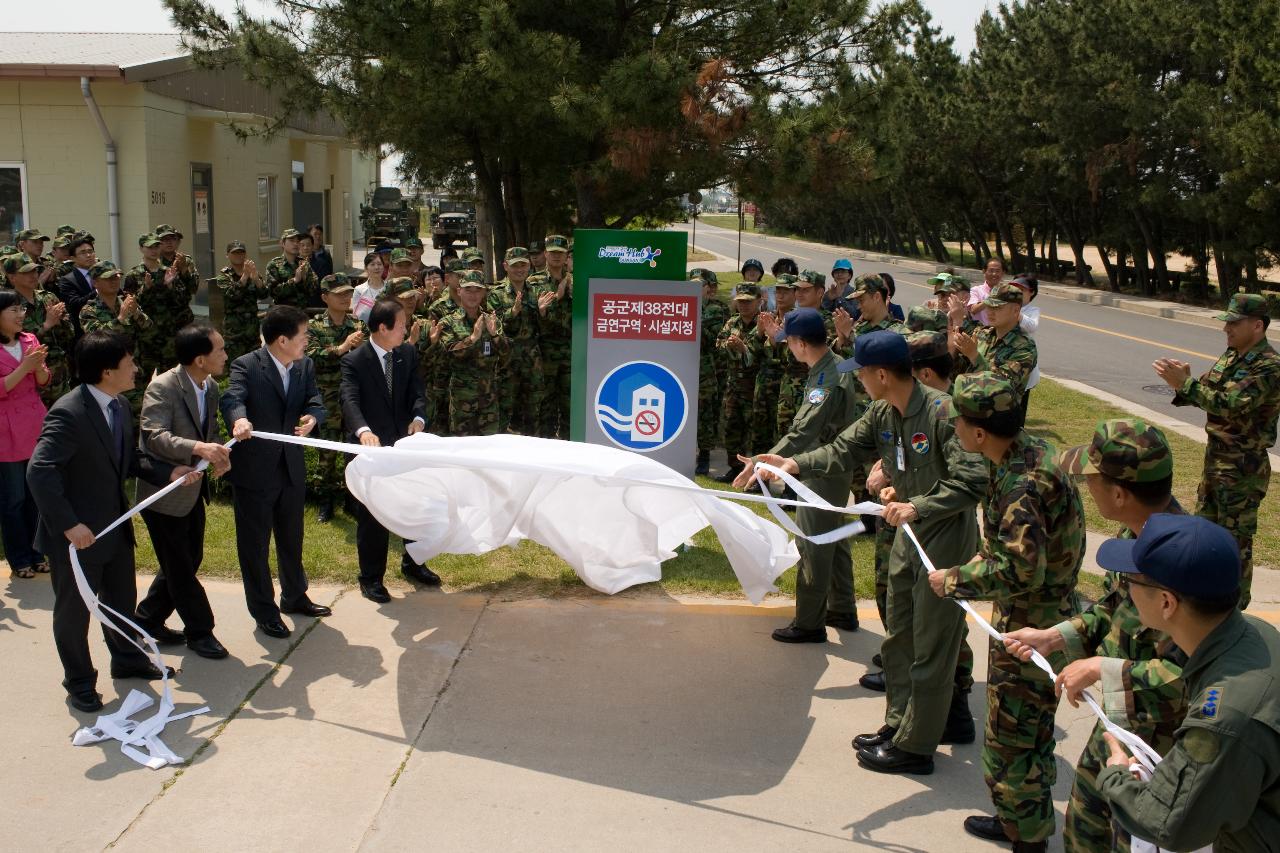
[56,234,97,340]
[340,298,439,602]
[27,331,198,713]
[220,306,329,638]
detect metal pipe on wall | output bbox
[80,77,121,265]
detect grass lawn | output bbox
[696,214,756,232]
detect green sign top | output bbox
[571,229,688,282]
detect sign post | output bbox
[571,230,694,474]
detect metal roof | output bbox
[0,32,188,78]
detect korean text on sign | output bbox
[592,294,698,341]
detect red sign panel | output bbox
[592,294,698,341]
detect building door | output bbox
[191,164,214,309]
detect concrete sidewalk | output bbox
[4,569,1145,852]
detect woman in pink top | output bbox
[0,289,51,578]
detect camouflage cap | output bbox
[850,272,888,298]
[949,274,971,290]
[982,281,1025,308]
[89,260,122,280]
[798,269,826,288]
[544,234,569,253]
[15,228,48,243]
[139,233,162,248]
[55,225,77,237]
[70,231,95,247]
[461,247,484,263]
[51,236,73,250]
[733,282,762,301]
[1060,418,1173,483]
[935,372,1020,420]
[1216,289,1269,322]
[280,227,302,241]
[906,305,948,333]
[387,276,417,296]
[925,271,952,286]
[459,270,487,288]
[154,224,184,239]
[907,330,950,363]
[320,273,355,294]
[444,257,466,273]
[688,268,718,287]
[528,238,546,253]
[225,239,247,253]
[504,246,531,265]
[389,248,414,265]
[774,273,800,289]
[404,236,424,249]
[0,254,39,275]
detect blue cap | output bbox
[832,258,853,273]
[837,329,910,373]
[1096,514,1241,598]
[741,257,764,275]
[774,307,826,343]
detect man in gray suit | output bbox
[135,324,232,659]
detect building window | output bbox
[257,175,278,241]
[0,163,30,244]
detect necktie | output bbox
[107,398,124,465]
[383,351,394,398]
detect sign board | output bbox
[571,229,692,473]
[193,189,210,234]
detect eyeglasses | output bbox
[1125,576,1177,597]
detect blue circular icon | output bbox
[595,360,688,452]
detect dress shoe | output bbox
[694,449,710,476]
[856,743,935,775]
[360,581,391,603]
[281,598,331,617]
[852,725,897,751]
[317,496,334,523]
[941,690,976,744]
[186,634,229,660]
[136,620,185,646]
[717,466,744,484]
[110,662,175,680]
[859,670,886,692]
[256,619,291,638]
[963,815,1009,842]
[872,652,883,668]
[401,560,442,586]
[771,624,827,644]
[824,611,859,631]
[69,689,103,713]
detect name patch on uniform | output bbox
[1202,687,1221,718]
[910,432,930,454]
[807,388,828,405]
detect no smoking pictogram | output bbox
[634,409,661,436]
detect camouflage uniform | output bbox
[3,256,74,407]
[938,373,1085,844]
[266,252,319,308]
[489,251,543,435]
[747,312,784,455]
[306,291,363,504]
[1171,292,1280,610]
[531,235,573,439]
[134,255,198,373]
[216,264,268,364]
[693,269,729,469]
[439,274,510,436]
[955,282,1038,399]
[79,279,151,418]
[906,305,949,333]
[773,275,811,437]
[426,289,460,436]
[1055,420,1189,853]
[717,283,765,463]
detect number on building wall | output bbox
[151,191,167,205]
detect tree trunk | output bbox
[1133,209,1168,295]
[1132,240,1152,296]
[574,169,606,229]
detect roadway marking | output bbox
[1036,314,1217,360]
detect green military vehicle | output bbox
[430,198,477,249]
[359,186,421,242]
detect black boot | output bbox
[941,689,976,745]
[317,495,334,524]
[1012,842,1047,853]
[717,464,744,484]
[695,449,710,476]
[962,815,1008,842]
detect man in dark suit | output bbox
[340,298,439,602]
[135,324,233,659]
[27,330,197,713]
[220,305,329,638]
[56,234,97,340]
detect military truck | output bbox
[430,199,477,249]
[359,187,421,242]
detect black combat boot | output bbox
[941,689,976,745]
[695,449,710,476]
[317,495,334,523]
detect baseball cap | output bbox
[139,233,162,248]
[982,282,1025,308]
[798,269,826,288]
[950,275,971,290]
[154,224,184,239]
[837,329,910,373]
[741,258,764,275]
[906,305,948,333]
[1,255,39,275]
[89,260,122,280]
[1096,514,1240,599]
[280,227,302,241]
[374,242,394,255]
[389,248,413,265]
[544,235,569,253]
[404,236,424,249]
[55,225,77,237]
[225,239,247,253]
[907,330,949,363]
[850,272,888,298]
[459,270,487,288]
[775,307,826,343]
[1216,289,1269,322]
[387,276,417,296]
[774,273,799,289]
[15,228,48,243]
[926,271,952,286]
[688,268,718,287]
[528,238,546,254]
[444,257,466,273]
[831,258,853,274]
[51,236,73,250]
[320,273,355,294]
[505,246,531,264]
[461,247,484,263]
[935,372,1021,419]
[1060,419,1173,483]
[733,282,762,301]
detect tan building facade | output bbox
[0,33,376,294]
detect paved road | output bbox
[678,222,1279,450]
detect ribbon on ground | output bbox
[66,442,235,768]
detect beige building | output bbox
[0,32,377,301]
